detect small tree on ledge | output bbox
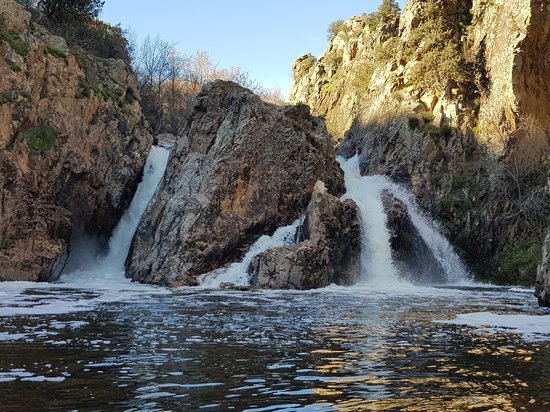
[39,0,105,21]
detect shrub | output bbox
[0,91,14,105]
[350,60,375,94]
[301,54,316,73]
[327,19,346,40]
[421,111,435,123]
[365,0,400,28]
[44,44,67,58]
[375,37,402,64]
[405,0,467,91]
[323,49,344,67]
[38,0,104,21]
[24,126,59,152]
[498,241,542,285]
[0,32,29,56]
[408,116,420,130]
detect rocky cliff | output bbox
[0,0,153,281]
[126,81,344,287]
[249,181,361,289]
[536,231,550,307]
[290,0,549,286]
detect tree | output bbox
[327,19,346,40]
[39,0,105,20]
[377,0,400,20]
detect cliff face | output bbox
[0,0,153,281]
[126,81,344,287]
[536,231,550,307]
[290,0,549,285]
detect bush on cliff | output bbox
[327,19,346,40]
[38,0,104,20]
[24,126,59,152]
[405,0,467,91]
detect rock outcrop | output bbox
[290,0,549,286]
[536,232,550,307]
[249,181,361,289]
[126,81,344,287]
[0,0,153,281]
[381,190,444,283]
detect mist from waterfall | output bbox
[339,155,471,286]
[60,146,170,285]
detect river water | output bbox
[0,282,549,410]
[0,147,549,410]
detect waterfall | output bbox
[198,219,302,288]
[60,146,170,284]
[339,155,470,285]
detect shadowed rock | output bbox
[248,181,361,290]
[126,81,344,287]
[536,232,550,307]
[381,190,444,284]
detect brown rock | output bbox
[0,0,31,33]
[0,3,153,282]
[249,181,361,290]
[126,81,344,287]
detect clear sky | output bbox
[101,1,407,97]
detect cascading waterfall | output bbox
[339,155,470,285]
[198,218,303,288]
[60,146,170,285]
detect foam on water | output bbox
[0,146,171,317]
[440,312,550,342]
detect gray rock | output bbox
[535,232,550,307]
[249,181,361,289]
[126,81,344,287]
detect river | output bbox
[0,147,548,410]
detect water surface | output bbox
[1,283,548,411]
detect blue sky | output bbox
[101,1,407,97]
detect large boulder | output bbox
[535,232,550,307]
[126,81,344,287]
[0,3,153,282]
[249,181,361,289]
[381,190,444,283]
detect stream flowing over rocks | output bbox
[126,81,346,287]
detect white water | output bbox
[198,218,303,288]
[338,155,470,286]
[60,145,170,287]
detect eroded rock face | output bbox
[290,0,550,285]
[126,81,344,287]
[0,1,153,281]
[249,181,361,290]
[535,232,550,307]
[381,191,444,284]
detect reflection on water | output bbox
[0,285,549,410]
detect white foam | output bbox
[198,219,302,288]
[339,156,401,286]
[0,146,171,317]
[440,312,550,342]
[338,155,471,285]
